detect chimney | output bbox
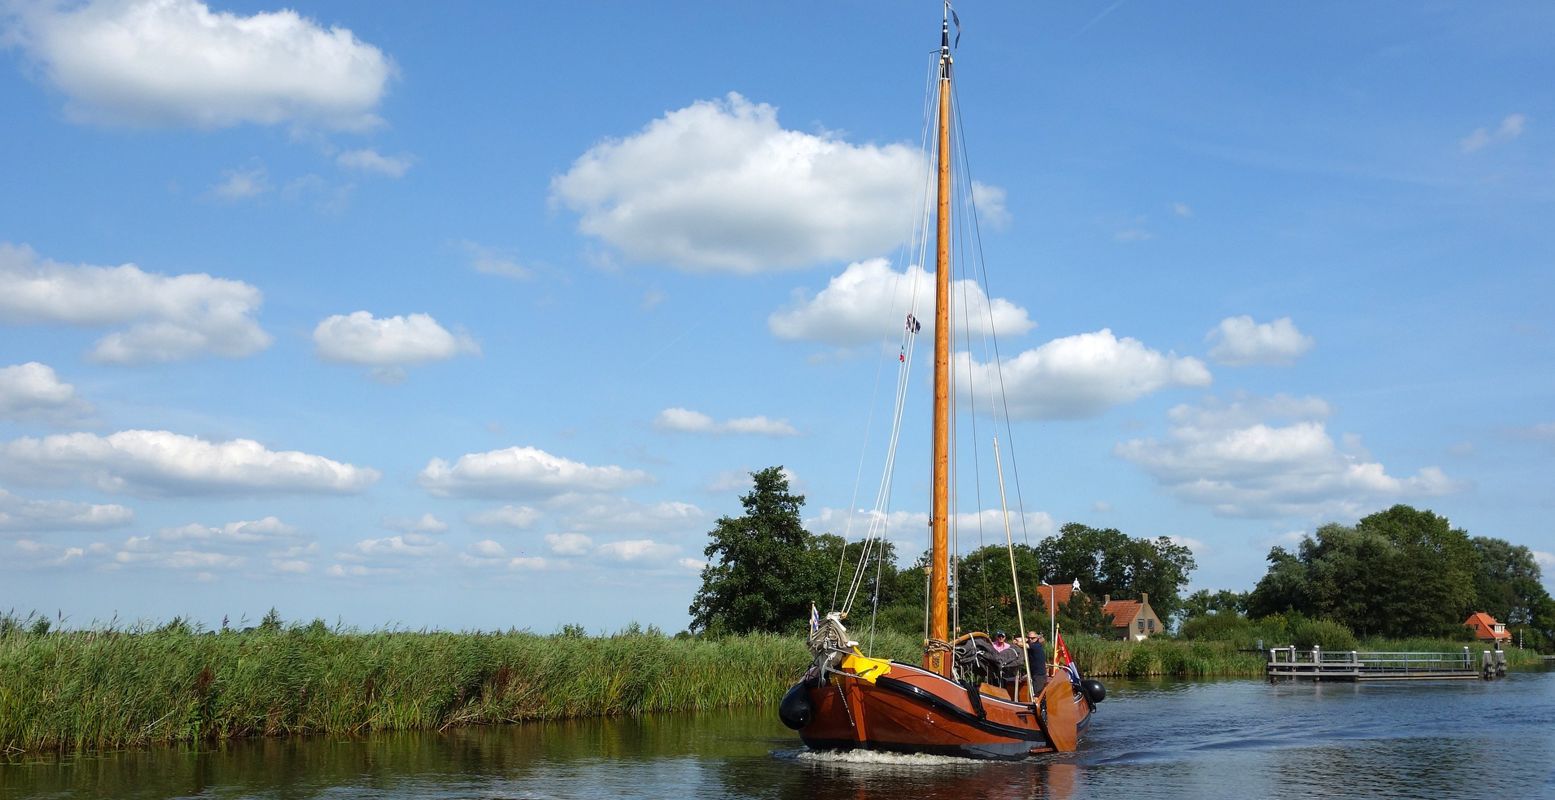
[1103,594,1111,605]
[1141,592,1149,606]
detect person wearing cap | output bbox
[990,631,1011,652]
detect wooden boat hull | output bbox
[793,660,1091,760]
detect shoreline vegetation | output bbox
[2,616,1543,754]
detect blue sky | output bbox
[1,1,1550,633]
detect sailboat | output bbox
[777,9,1104,760]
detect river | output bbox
[4,672,1552,799]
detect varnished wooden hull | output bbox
[795,661,1090,760]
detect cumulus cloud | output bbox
[468,504,541,529]
[551,496,704,535]
[0,429,379,495]
[1206,316,1314,366]
[551,93,922,273]
[419,446,652,498]
[1116,394,1458,518]
[956,329,1211,419]
[381,513,447,534]
[769,259,1035,346]
[545,532,593,556]
[7,0,394,130]
[970,181,1010,229]
[1460,113,1527,153]
[337,148,412,177]
[0,243,271,364]
[351,532,443,558]
[807,506,1056,545]
[0,362,92,424]
[157,516,297,543]
[460,241,532,280]
[210,165,269,200]
[706,466,799,494]
[0,488,132,532]
[314,311,478,367]
[654,408,798,437]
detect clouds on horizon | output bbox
[0,243,271,364]
[1117,394,1458,518]
[6,0,394,130]
[0,429,379,495]
[654,408,798,437]
[551,93,924,273]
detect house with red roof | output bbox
[1033,582,1076,614]
[1103,593,1163,641]
[1463,612,1511,642]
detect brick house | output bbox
[1102,593,1163,641]
[1463,612,1511,642]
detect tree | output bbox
[1033,523,1196,625]
[950,543,1044,636]
[1179,589,1248,623]
[689,467,832,635]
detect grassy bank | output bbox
[0,624,813,753]
[3,622,1542,753]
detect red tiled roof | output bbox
[1463,612,1511,641]
[1034,583,1075,613]
[1103,599,1142,628]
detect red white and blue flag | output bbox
[1054,632,1082,687]
[809,602,819,633]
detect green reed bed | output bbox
[0,624,812,753]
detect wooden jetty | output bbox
[1266,645,1507,681]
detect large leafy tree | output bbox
[1033,523,1197,624]
[689,467,823,635]
[688,468,905,635]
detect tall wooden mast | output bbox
[925,11,953,677]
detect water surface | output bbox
[4,672,1552,799]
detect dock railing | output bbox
[1267,645,1479,681]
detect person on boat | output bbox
[1027,632,1048,690]
[991,631,1011,652]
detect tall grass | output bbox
[0,622,811,753]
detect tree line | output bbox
[690,469,1555,653]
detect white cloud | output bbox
[768,259,1035,346]
[468,504,541,529]
[158,516,297,543]
[706,466,799,495]
[1116,395,1459,518]
[654,408,798,437]
[0,429,379,495]
[313,311,479,367]
[470,539,506,558]
[272,559,311,574]
[552,497,704,535]
[545,532,594,556]
[460,241,531,280]
[337,148,412,177]
[956,329,1211,420]
[551,93,922,273]
[1206,316,1314,366]
[9,0,393,130]
[1171,202,1193,218]
[210,165,269,200]
[419,446,652,499]
[8,538,90,568]
[0,488,132,532]
[0,362,92,424]
[353,533,443,558]
[0,243,271,364]
[509,556,548,571]
[807,507,1055,546]
[595,538,680,563]
[382,513,447,534]
[1461,113,1526,153]
[1533,550,1554,571]
[970,181,1010,229]
[1168,535,1207,553]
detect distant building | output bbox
[1463,612,1511,642]
[1103,593,1163,641]
[1033,582,1076,614]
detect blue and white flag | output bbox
[809,602,819,633]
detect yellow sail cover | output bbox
[841,649,893,683]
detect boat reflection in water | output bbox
[772,750,1081,800]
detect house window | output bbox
[1148,619,1156,633]
[1137,619,1145,633]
